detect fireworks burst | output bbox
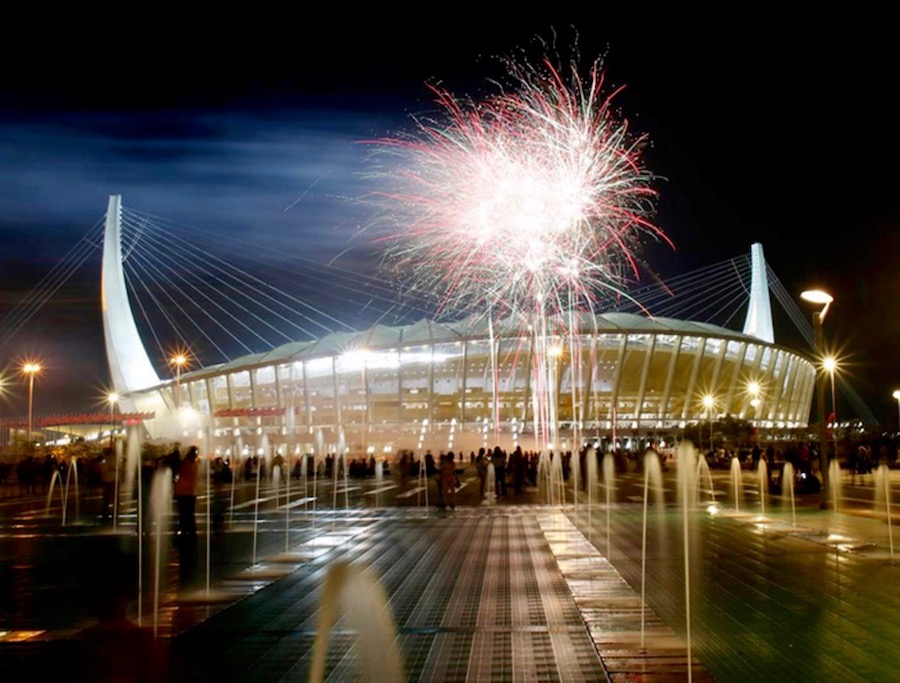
[369,48,671,322]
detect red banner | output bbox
[2,412,155,428]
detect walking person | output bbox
[100,448,117,524]
[174,446,199,538]
[441,451,458,510]
[492,447,507,498]
[476,448,488,499]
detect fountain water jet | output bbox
[695,455,716,507]
[45,468,65,522]
[571,446,581,509]
[603,452,615,558]
[149,467,173,638]
[63,457,80,525]
[829,459,842,514]
[113,439,123,529]
[273,464,282,510]
[730,457,743,513]
[375,459,384,509]
[484,462,496,506]
[782,462,797,527]
[537,450,551,504]
[308,562,405,683]
[550,451,565,506]
[875,464,894,558]
[284,458,292,552]
[123,424,142,507]
[758,459,768,516]
[586,447,598,542]
[640,449,665,650]
[676,442,696,683]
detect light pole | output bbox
[170,353,188,409]
[107,391,120,529]
[892,390,900,433]
[21,361,42,454]
[747,381,761,444]
[108,392,119,449]
[747,381,761,420]
[823,356,837,462]
[801,289,833,510]
[702,394,715,453]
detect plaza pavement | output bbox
[2,463,900,681]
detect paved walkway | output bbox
[3,467,900,680]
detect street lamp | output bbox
[170,353,189,409]
[892,390,900,432]
[702,394,715,453]
[801,288,833,510]
[747,380,761,407]
[107,391,119,449]
[823,356,838,461]
[107,391,120,529]
[20,361,42,453]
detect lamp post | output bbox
[170,353,188,409]
[747,381,761,422]
[108,392,119,449]
[107,391,120,529]
[702,394,715,454]
[823,356,837,462]
[893,390,900,433]
[801,289,833,510]
[21,361,42,454]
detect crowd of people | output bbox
[3,433,899,516]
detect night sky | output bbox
[1,14,897,424]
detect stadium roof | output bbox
[173,312,774,384]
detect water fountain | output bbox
[314,430,325,529]
[333,430,349,526]
[586,447,598,541]
[375,459,384,509]
[205,452,212,597]
[149,467,173,637]
[228,432,245,526]
[571,448,581,510]
[758,459,768,516]
[640,449,665,650]
[45,467,65,523]
[252,447,264,566]
[537,450,550,504]
[603,452,615,558]
[273,464,282,511]
[301,452,309,520]
[550,451,565,506]
[124,424,142,507]
[113,438,124,529]
[64,457,80,525]
[284,456,291,552]
[829,458,842,514]
[782,462,797,527]
[695,454,716,508]
[308,561,405,683]
[484,461,496,506]
[730,456,743,513]
[676,442,696,683]
[875,464,894,559]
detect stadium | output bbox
[134,312,815,456]
[96,196,816,456]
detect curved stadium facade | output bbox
[134,312,815,455]
[96,196,815,455]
